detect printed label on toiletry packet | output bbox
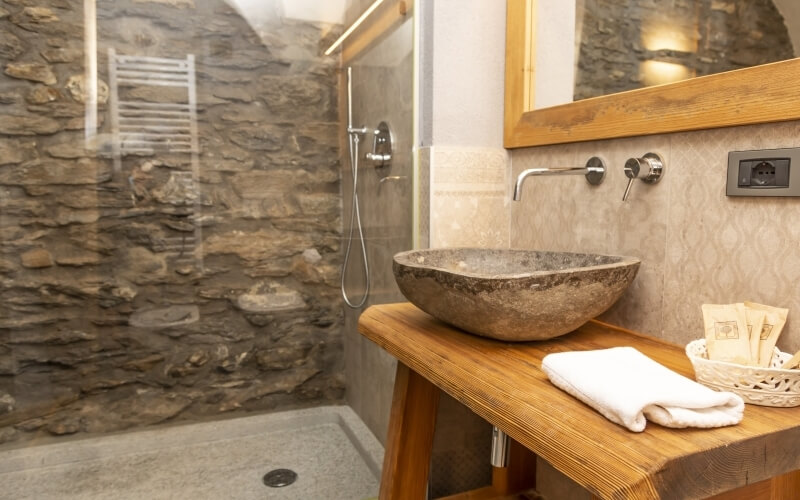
[760,323,773,340]
[714,321,740,339]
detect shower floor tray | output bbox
[0,405,383,500]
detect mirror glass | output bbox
[533,0,800,109]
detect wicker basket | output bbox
[685,339,800,407]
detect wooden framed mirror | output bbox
[504,0,800,148]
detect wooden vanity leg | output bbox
[380,362,441,500]
[770,469,800,499]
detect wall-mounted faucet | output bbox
[622,152,664,201]
[512,156,606,201]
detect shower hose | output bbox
[340,128,370,309]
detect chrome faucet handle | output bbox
[622,152,664,201]
[366,152,391,163]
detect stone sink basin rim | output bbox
[392,248,641,341]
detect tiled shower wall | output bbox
[510,120,800,353]
[341,9,414,442]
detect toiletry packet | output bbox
[742,305,766,367]
[744,301,788,367]
[702,303,751,365]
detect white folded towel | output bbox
[541,347,745,432]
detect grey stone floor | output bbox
[0,405,383,500]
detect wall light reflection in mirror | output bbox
[641,19,697,53]
[641,60,694,87]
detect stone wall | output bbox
[0,0,344,447]
[575,0,795,100]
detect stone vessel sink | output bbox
[393,248,640,341]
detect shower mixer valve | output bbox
[365,121,392,168]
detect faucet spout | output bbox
[512,157,606,201]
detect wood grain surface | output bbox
[342,0,413,64]
[380,362,440,500]
[503,0,533,144]
[359,303,800,499]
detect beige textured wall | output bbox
[510,120,800,354]
[426,147,510,249]
[419,1,509,250]
[429,0,507,147]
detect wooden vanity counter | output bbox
[358,302,800,499]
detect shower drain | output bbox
[262,468,298,488]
